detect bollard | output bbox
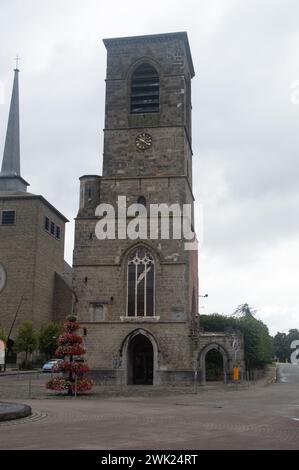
[74,374,77,398]
[28,373,32,398]
[194,370,198,394]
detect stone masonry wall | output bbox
[80,321,192,372]
[0,196,67,337]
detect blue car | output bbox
[42,359,62,373]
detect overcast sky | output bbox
[0,0,298,335]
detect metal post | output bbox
[4,294,27,372]
[74,374,77,398]
[194,370,198,394]
[28,373,32,398]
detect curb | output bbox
[0,402,32,422]
[0,370,42,377]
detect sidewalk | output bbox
[0,368,41,377]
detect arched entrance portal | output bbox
[205,349,224,381]
[128,334,153,385]
[198,343,230,385]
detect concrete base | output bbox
[0,402,31,422]
[89,369,195,386]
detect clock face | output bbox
[135,133,152,151]
[0,264,6,293]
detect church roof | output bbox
[0,68,29,192]
[0,192,69,222]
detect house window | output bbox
[56,226,61,239]
[131,63,159,114]
[44,217,61,240]
[44,217,50,231]
[127,247,155,317]
[1,210,16,225]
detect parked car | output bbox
[42,359,62,373]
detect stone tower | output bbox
[0,69,72,363]
[73,32,200,384]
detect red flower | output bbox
[46,377,69,391]
[55,344,86,357]
[71,377,94,392]
[47,317,93,395]
[52,360,89,374]
[57,333,83,346]
[64,321,80,333]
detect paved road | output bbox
[0,380,299,450]
[277,363,299,383]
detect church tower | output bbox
[0,68,72,363]
[73,32,199,384]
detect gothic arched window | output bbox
[127,247,155,317]
[131,63,159,114]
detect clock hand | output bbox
[139,138,150,145]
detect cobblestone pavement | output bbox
[0,374,299,449]
[0,373,200,399]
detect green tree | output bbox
[287,329,299,345]
[200,304,273,368]
[15,321,38,368]
[39,322,62,359]
[0,326,6,342]
[273,332,290,362]
[200,313,237,332]
[238,313,273,368]
[233,303,257,318]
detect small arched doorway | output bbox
[205,349,224,382]
[198,343,230,385]
[6,338,17,365]
[128,334,153,385]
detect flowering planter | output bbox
[46,316,94,395]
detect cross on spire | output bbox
[14,54,20,70]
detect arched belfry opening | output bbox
[130,63,159,114]
[128,334,154,385]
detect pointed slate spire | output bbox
[0,67,29,192]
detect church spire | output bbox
[0,67,29,192]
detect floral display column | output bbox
[46,315,93,395]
